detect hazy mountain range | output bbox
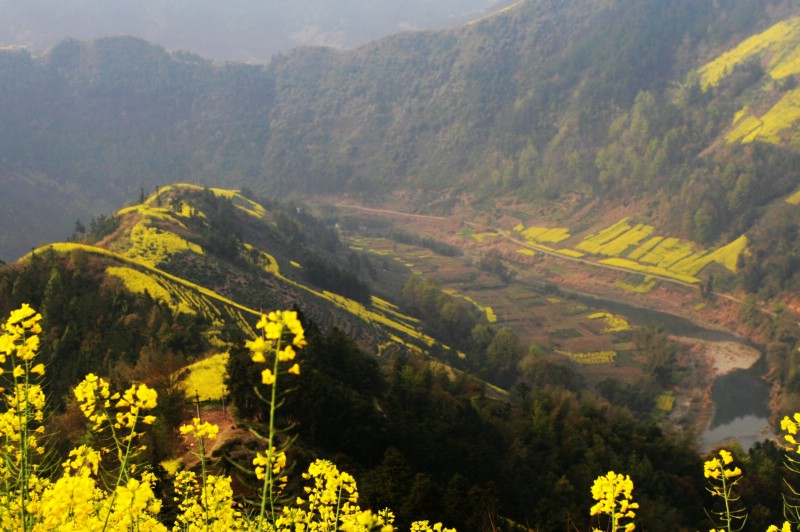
[0,0,515,63]
[1,0,799,306]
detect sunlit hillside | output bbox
[23,184,462,365]
[1,0,798,271]
[0,184,731,529]
[695,17,800,147]
[511,218,748,285]
[699,18,800,89]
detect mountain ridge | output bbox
[1,0,800,302]
[18,184,456,357]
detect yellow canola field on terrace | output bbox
[125,221,204,267]
[107,267,194,315]
[616,278,656,294]
[576,219,653,257]
[157,183,267,219]
[442,288,498,323]
[572,219,747,284]
[179,352,229,402]
[694,17,800,146]
[22,242,258,337]
[787,189,800,205]
[587,312,631,333]
[727,88,800,145]
[512,216,747,283]
[517,225,571,244]
[699,17,800,89]
[555,248,584,258]
[246,243,440,352]
[557,349,617,365]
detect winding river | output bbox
[569,293,773,450]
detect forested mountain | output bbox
[2,0,800,294]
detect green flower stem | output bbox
[101,411,140,532]
[14,355,29,531]
[199,434,209,530]
[257,333,283,530]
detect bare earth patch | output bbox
[675,337,761,377]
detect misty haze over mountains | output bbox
[0,0,515,63]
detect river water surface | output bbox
[569,293,773,450]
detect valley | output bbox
[330,197,756,337]
[2,0,800,528]
[326,198,768,443]
[0,181,785,531]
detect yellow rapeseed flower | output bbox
[62,445,101,477]
[253,448,287,480]
[766,522,793,532]
[7,304,37,327]
[247,336,268,362]
[590,471,638,531]
[704,450,741,482]
[703,448,746,530]
[278,345,296,362]
[704,458,722,479]
[781,413,800,452]
[179,417,220,441]
[249,310,306,392]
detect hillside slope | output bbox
[25,185,452,352]
[1,0,800,301]
[0,184,718,531]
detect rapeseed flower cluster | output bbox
[0,304,48,530]
[781,413,800,452]
[767,523,793,532]
[246,310,305,385]
[0,305,457,531]
[704,449,742,482]
[589,471,638,532]
[16,303,800,532]
[174,469,248,531]
[704,449,746,532]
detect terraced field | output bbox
[334,201,755,412]
[695,17,800,146]
[513,218,748,285]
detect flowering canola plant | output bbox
[10,303,800,530]
[0,304,455,532]
[17,302,800,532]
[704,449,747,532]
[589,471,638,532]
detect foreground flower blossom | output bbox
[589,471,638,532]
[0,305,460,531]
[704,449,746,532]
